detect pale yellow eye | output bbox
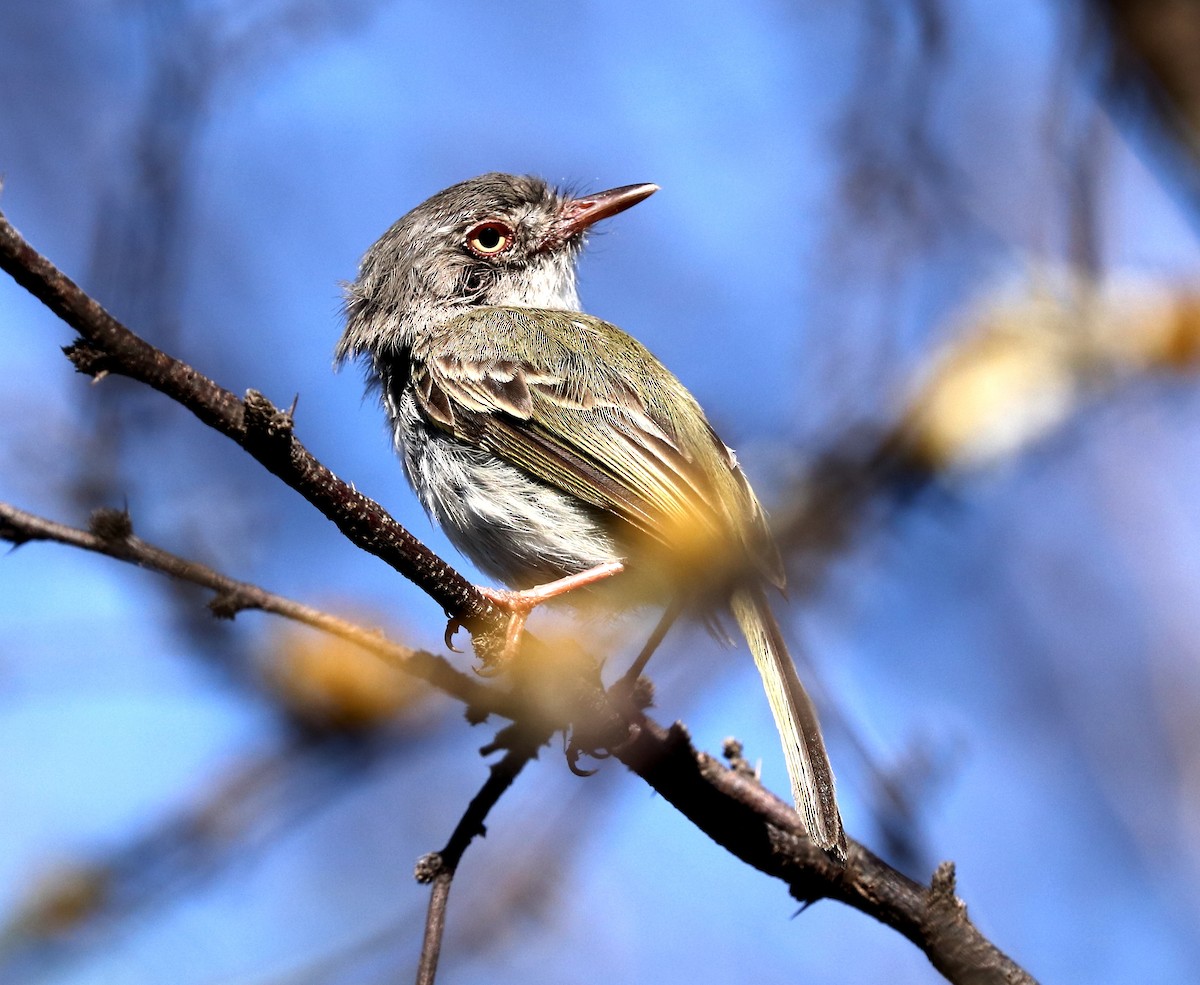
[466,221,513,256]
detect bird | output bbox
[337,172,845,858]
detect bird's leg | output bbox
[453,560,627,668]
[565,597,684,773]
[614,595,684,694]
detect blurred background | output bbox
[2,1,1200,982]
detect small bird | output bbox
[337,173,845,857]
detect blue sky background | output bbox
[3,1,1200,982]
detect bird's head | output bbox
[338,172,657,363]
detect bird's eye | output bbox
[466,221,513,257]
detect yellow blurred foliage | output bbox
[258,618,433,733]
[902,273,1200,470]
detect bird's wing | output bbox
[410,307,776,575]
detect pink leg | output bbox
[480,560,626,611]
[471,561,626,663]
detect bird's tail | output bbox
[731,583,846,860]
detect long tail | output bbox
[731,584,846,860]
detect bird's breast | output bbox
[385,382,622,589]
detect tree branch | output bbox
[615,719,1032,984]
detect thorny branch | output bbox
[0,205,1036,983]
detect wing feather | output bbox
[411,307,777,576]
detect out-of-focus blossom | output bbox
[258,617,434,733]
[901,271,1200,470]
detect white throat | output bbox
[507,253,582,311]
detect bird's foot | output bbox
[447,561,626,669]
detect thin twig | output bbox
[0,501,511,718]
[413,735,545,985]
[415,871,453,985]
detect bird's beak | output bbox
[554,182,659,242]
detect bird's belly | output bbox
[390,389,621,589]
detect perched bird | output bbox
[337,173,845,857]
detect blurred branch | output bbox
[67,0,389,666]
[0,732,414,974]
[257,783,609,985]
[0,207,1035,982]
[781,275,1200,566]
[769,270,1200,870]
[1083,0,1200,224]
[1088,0,1200,155]
[839,0,958,243]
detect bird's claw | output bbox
[564,737,598,777]
[472,658,505,678]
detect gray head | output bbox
[337,172,657,364]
